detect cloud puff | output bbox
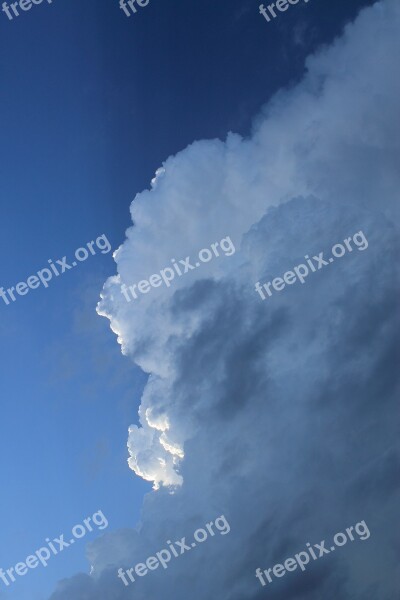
[51,1,400,598]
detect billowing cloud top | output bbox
[51,1,400,598]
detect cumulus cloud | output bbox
[51,1,400,598]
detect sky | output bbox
[0,1,398,599]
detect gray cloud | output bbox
[50,1,400,598]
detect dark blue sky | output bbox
[0,1,377,598]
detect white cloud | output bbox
[51,1,400,598]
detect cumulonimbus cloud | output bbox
[51,1,400,598]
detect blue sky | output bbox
[1,1,397,599]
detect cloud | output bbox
[50,1,400,598]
